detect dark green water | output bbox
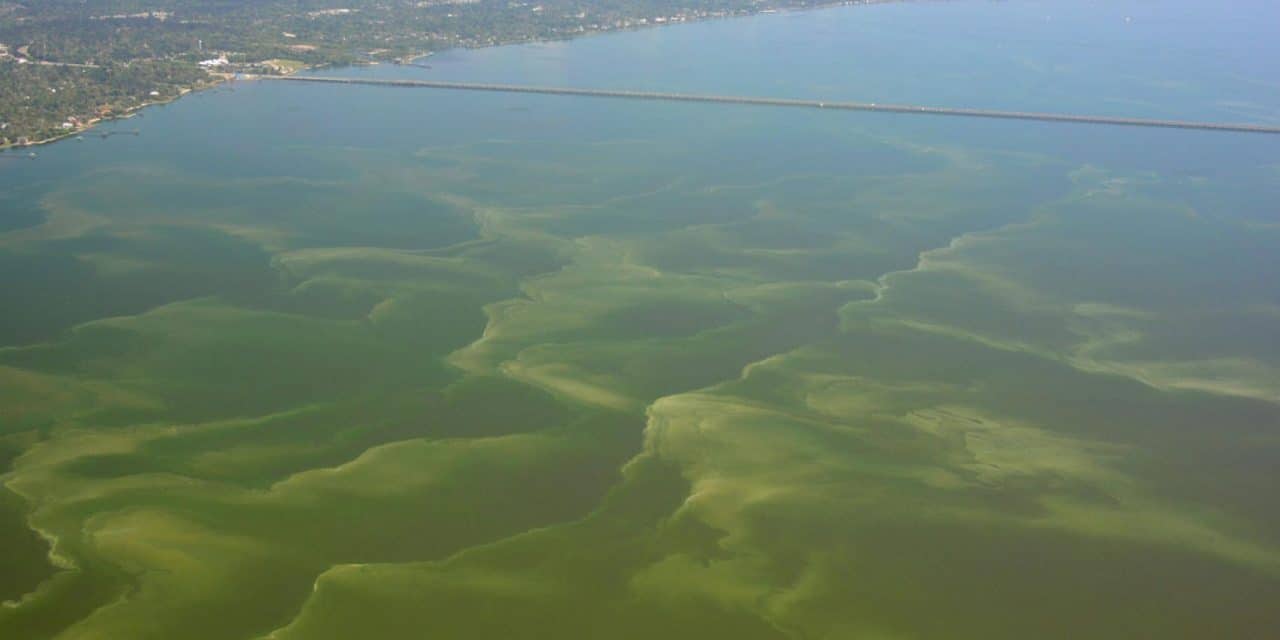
[1,1,1279,638]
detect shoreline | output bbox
[0,0,899,152]
[401,0,904,64]
[0,79,224,151]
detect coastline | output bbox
[0,79,225,151]
[399,0,905,64]
[0,0,900,152]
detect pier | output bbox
[269,75,1280,135]
[97,130,141,139]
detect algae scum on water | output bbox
[2,1,1280,638]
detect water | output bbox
[1,1,1278,638]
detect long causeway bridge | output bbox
[270,75,1280,136]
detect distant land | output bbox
[0,0,887,148]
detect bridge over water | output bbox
[269,75,1280,136]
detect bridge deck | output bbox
[268,75,1280,135]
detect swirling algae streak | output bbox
[270,75,1280,135]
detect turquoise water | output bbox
[1,1,1279,638]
